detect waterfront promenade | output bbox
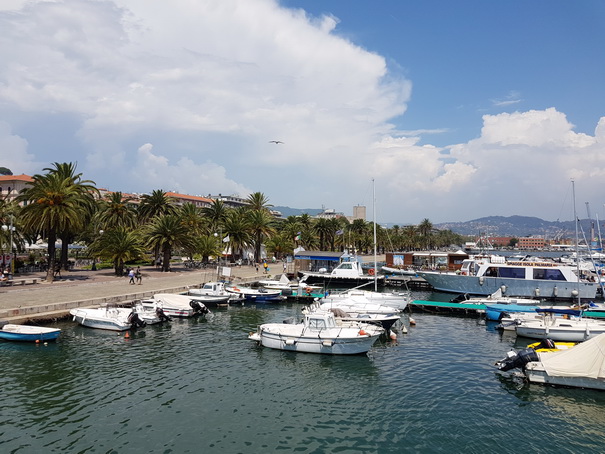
[0,263,265,324]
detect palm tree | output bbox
[247,209,276,263]
[138,190,177,263]
[190,234,221,264]
[265,233,292,261]
[201,199,228,233]
[245,192,272,212]
[179,202,206,235]
[418,218,434,250]
[314,218,330,250]
[88,226,146,276]
[96,191,137,230]
[138,190,177,222]
[145,214,192,272]
[45,162,98,270]
[223,209,251,263]
[17,170,96,282]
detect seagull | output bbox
[269,140,284,144]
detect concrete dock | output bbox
[0,264,266,324]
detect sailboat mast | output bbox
[572,180,581,306]
[373,178,377,292]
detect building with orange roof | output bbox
[0,174,34,204]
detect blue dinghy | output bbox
[0,323,61,342]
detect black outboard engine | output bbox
[496,347,540,372]
[451,293,470,304]
[128,311,146,329]
[155,307,172,322]
[189,300,210,316]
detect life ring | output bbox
[368,268,375,276]
[305,287,312,295]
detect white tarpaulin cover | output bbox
[540,333,605,378]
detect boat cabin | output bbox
[305,312,337,330]
[386,251,469,272]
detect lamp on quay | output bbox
[2,215,15,277]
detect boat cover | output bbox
[540,333,605,378]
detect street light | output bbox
[2,215,15,278]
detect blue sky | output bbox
[1,0,604,225]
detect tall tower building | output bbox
[353,205,366,221]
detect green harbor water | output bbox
[3,290,605,453]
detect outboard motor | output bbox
[496,347,539,372]
[128,311,146,329]
[451,293,470,304]
[189,300,210,316]
[155,307,172,322]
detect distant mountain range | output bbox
[436,216,599,239]
[275,208,600,239]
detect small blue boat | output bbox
[485,303,541,321]
[0,324,61,342]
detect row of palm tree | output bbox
[0,162,467,283]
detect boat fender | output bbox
[479,277,484,285]
[534,288,540,297]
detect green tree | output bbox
[88,226,146,276]
[145,214,192,272]
[223,209,251,263]
[247,209,276,263]
[17,168,97,282]
[96,191,137,230]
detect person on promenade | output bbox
[128,268,135,284]
[135,267,142,285]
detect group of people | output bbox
[127,266,142,285]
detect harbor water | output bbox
[3,290,605,453]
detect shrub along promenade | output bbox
[0,263,265,325]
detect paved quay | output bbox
[0,264,267,324]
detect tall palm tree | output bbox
[138,190,177,222]
[245,192,272,212]
[145,214,192,272]
[418,218,434,250]
[45,162,98,270]
[138,190,177,263]
[314,218,332,251]
[201,199,228,233]
[223,209,251,263]
[88,226,146,276]
[96,191,137,230]
[247,209,276,263]
[179,202,206,235]
[17,170,96,282]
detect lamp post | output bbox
[2,215,15,278]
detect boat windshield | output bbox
[533,268,566,281]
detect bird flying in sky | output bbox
[269,140,284,144]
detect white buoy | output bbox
[389,330,397,340]
[409,317,416,326]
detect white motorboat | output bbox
[322,288,409,311]
[140,293,210,318]
[248,310,383,355]
[225,285,282,302]
[184,282,234,306]
[496,333,605,391]
[514,310,605,342]
[303,303,401,333]
[298,257,385,288]
[70,306,143,331]
[417,256,598,300]
[132,301,171,324]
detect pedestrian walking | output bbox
[128,268,135,284]
[135,266,142,285]
[283,262,287,273]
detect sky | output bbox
[0,0,604,225]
